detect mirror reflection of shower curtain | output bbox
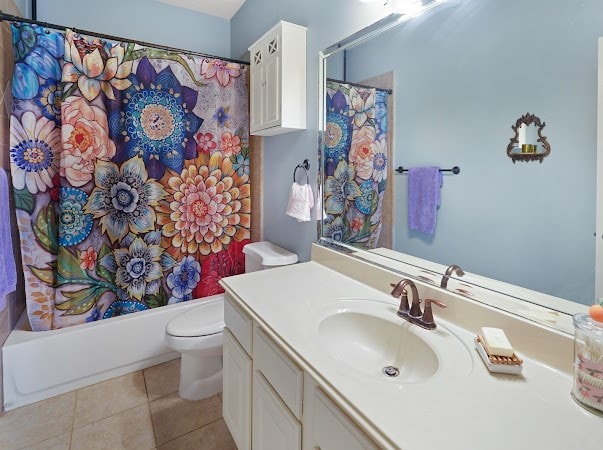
[323,80,389,249]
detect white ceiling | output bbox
[157,0,247,20]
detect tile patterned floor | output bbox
[0,358,237,450]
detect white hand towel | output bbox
[286,182,314,222]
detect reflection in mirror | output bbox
[323,78,392,249]
[318,0,603,332]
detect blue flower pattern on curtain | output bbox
[9,24,251,331]
[323,80,389,249]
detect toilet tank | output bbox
[243,241,298,273]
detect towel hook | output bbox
[293,159,310,184]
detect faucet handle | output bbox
[421,299,447,329]
[396,290,410,317]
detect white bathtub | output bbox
[2,294,223,411]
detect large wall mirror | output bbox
[318,0,603,332]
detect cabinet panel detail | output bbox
[253,370,302,450]
[312,388,379,450]
[223,328,252,450]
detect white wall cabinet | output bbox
[223,293,377,449]
[248,21,307,136]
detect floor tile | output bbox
[74,371,148,428]
[71,403,155,450]
[150,393,222,446]
[144,358,180,401]
[22,432,71,450]
[0,392,76,449]
[157,418,236,450]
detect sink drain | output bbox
[382,365,400,377]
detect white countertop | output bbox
[221,261,603,450]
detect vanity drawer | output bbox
[253,326,303,420]
[224,293,253,355]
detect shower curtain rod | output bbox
[0,11,249,66]
[327,77,393,95]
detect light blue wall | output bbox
[343,0,603,304]
[13,0,31,18]
[36,0,231,56]
[231,0,390,262]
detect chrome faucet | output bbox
[440,264,465,289]
[390,279,447,330]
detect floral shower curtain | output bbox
[323,80,388,249]
[9,23,250,331]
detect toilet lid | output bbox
[166,300,225,337]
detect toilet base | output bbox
[178,352,223,401]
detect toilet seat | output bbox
[166,300,224,338]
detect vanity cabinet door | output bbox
[252,370,302,450]
[311,388,379,450]
[223,328,252,450]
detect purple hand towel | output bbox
[408,166,443,235]
[0,168,17,311]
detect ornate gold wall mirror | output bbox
[506,113,551,163]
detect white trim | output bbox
[596,37,603,300]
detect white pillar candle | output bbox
[518,123,527,145]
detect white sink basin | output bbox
[319,311,438,382]
[314,297,473,383]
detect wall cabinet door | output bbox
[250,64,265,132]
[263,53,281,127]
[252,370,301,450]
[223,328,252,450]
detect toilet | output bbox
[164,241,298,400]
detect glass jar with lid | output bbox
[573,313,603,416]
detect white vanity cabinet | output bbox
[248,21,307,136]
[224,293,303,449]
[223,293,379,450]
